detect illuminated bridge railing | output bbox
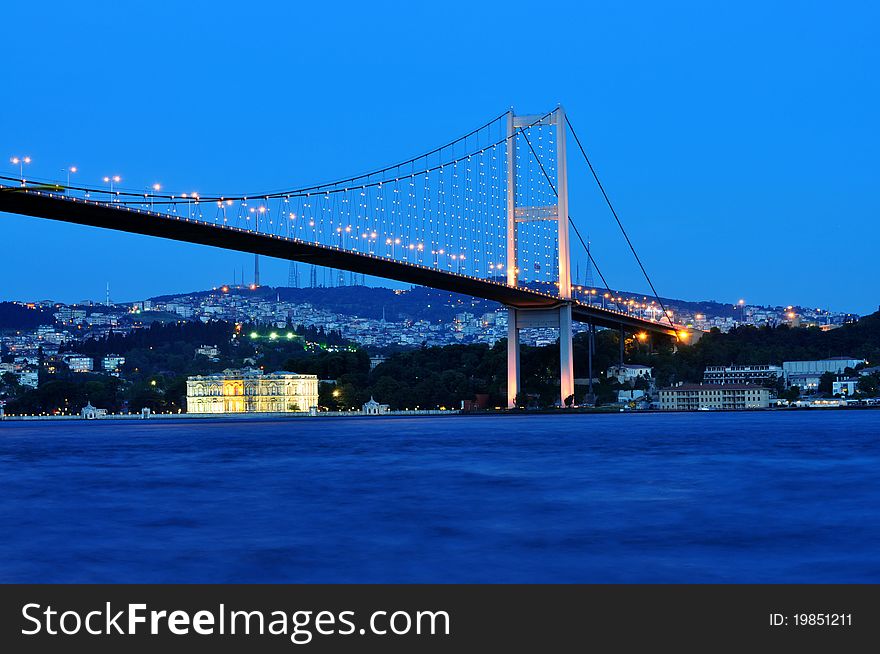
[2,112,567,286]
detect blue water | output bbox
[1,411,878,583]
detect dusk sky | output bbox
[2,1,876,313]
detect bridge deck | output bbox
[0,187,681,337]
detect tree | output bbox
[779,386,800,402]
[857,374,879,397]
[818,371,836,396]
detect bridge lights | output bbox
[149,183,161,209]
[62,166,77,194]
[11,156,31,185]
[103,175,121,202]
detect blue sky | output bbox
[1,1,877,313]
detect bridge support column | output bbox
[507,308,521,408]
[507,305,574,408]
[587,322,595,398]
[559,304,574,406]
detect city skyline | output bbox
[2,1,878,313]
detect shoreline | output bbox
[1,405,877,422]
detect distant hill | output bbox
[0,302,55,330]
[146,282,855,324]
[150,285,497,323]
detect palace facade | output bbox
[186,368,319,414]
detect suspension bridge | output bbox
[0,106,696,407]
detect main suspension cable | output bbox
[565,115,674,328]
[518,129,624,312]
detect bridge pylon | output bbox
[506,106,574,408]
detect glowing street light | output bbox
[149,183,161,209]
[103,175,121,202]
[63,166,77,194]
[10,156,31,185]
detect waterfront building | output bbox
[832,378,859,396]
[186,368,318,414]
[703,364,782,385]
[362,397,390,414]
[606,364,653,385]
[658,383,771,410]
[617,389,647,403]
[783,357,866,392]
[80,402,107,419]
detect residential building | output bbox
[607,364,653,385]
[18,371,39,388]
[186,368,318,414]
[658,383,771,410]
[67,355,94,373]
[102,355,126,374]
[703,364,782,385]
[195,345,220,359]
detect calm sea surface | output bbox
[1,411,878,583]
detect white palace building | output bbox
[186,368,319,414]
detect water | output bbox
[1,411,878,583]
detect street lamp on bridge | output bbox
[149,183,161,209]
[10,156,31,185]
[63,166,77,194]
[103,175,121,202]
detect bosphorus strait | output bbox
[1,411,877,583]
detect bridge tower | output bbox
[506,106,574,408]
